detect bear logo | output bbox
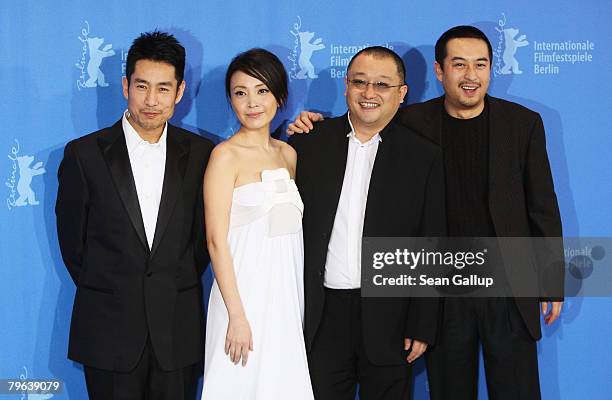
[15,155,45,207]
[296,31,325,79]
[83,37,115,88]
[501,28,529,75]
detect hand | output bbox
[541,301,563,325]
[404,338,428,363]
[286,111,325,135]
[225,315,253,366]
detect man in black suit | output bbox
[399,26,563,400]
[289,26,564,400]
[55,31,213,399]
[290,46,445,400]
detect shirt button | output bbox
[146,271,152,277]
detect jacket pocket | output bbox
[78,283,114,295]
[177,282,199,293]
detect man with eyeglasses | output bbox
[289,46,445,399]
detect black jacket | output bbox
[399,95,564,340]
[290,113,446,366]
[56,120,213,371]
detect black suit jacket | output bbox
[290,113,446,366]
[399,95,564,340]
[56,120,213,372]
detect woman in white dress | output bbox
[201,49,313,399]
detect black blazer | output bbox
[290,114,446,366]
[55,120,213,372]
[399,95,564,340]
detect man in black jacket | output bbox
[400,26,563,400]
[290,46,445,400]
[288,26,563,400]
[55,31,213,399]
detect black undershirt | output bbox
[442,102,496,237]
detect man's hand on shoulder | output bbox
[286,111,325,135]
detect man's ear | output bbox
[175,80,186,104]
[122,76,129,100]
[400,84,408,103]
[344,76,349,98]
[434,62,444,83]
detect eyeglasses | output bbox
[347,78,405,93]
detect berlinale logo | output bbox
[75,21,115,90]
[12,366,55,399]
[5,139,46,210]
[493,13,529,76]
[288,16,325,81]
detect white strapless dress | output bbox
[201,168,314,399]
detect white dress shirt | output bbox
[122,110,167,249]
[324,114,381,289]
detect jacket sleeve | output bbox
[421,148,446,237]
[287,131,301,152]
[523,114,564,301]
[55,142,89,284]
[194,143,213,275]
[404,148,446,344]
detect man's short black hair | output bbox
[435,25,493,69]
[126,31,185,86]
[225,48,288,107]
[346,46,406,83]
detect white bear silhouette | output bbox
[15,155,45,206]
[501,28,529,75]
[296,31,325,79]
[84,37,115,87]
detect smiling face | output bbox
[229,70,279,132]
[345,53,407,136]
[122,59,185,140]
[435,38,491,119]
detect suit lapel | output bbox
[362,123,388,236]
[487,96,513,191]
[98,120,149,251]
[150,126,189,258]
[425,97,444,146]
[321,116,350,230]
